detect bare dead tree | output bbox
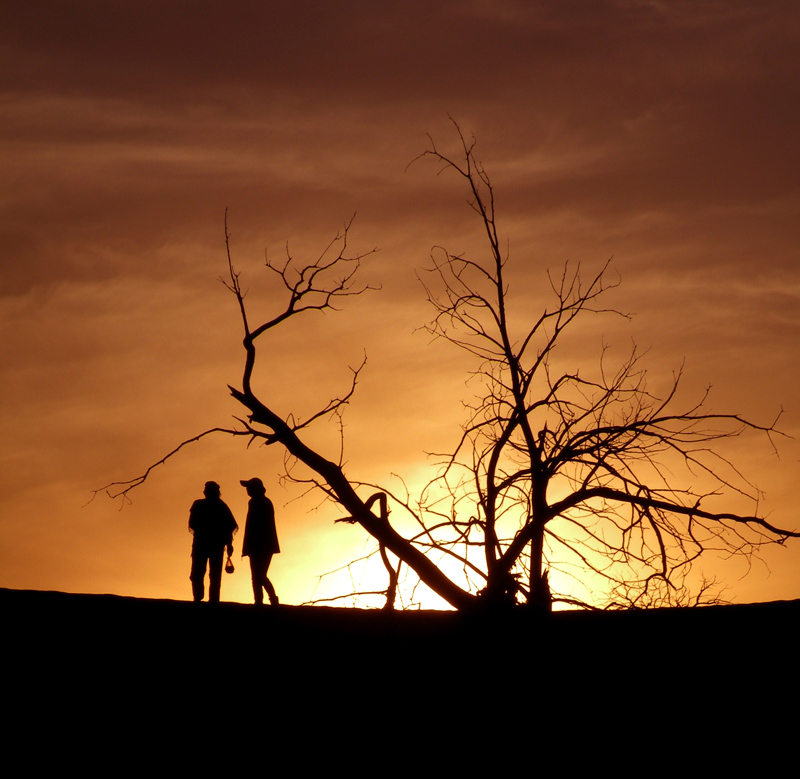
[99,127,798,612]
[402,122,799,609]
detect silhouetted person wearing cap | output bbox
[188,481,238,603]
[240,477,280,605]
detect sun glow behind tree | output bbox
[97,122,799,612]
[4,3,800,605]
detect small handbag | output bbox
[225,555,235,574]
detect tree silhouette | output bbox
[401,127,800,610]
[101,125,798,611]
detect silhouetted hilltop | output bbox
[4,587,794,639]
[7,587,799,689]
[6,587,799,668]
[5,587,796,765]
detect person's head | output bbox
[203,481,221,499]
[240,477,266,497]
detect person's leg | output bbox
[249,557,264,604]
[190,554,207,602]
[264,578,278,605]
[263,554,278,605]
[208,548,224,603]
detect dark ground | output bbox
[4,588,797,768]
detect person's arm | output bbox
[226,504,237,555]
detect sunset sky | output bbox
[2,1,799,608]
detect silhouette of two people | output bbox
[188,478,281,604]
[240,477,280,606]
[188,481,238,603]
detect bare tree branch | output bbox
[92,427,253,505]
[98,124,797,613]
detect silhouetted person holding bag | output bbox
[188,481,238,603]
[240,477,280,605]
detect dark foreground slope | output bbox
[4,588,797,767]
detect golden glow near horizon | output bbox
[1,3,799,608]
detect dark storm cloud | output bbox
[1,1,521,102]
[3,0,799,289]
[2,1,795,104]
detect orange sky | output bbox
[1,1,799,608]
